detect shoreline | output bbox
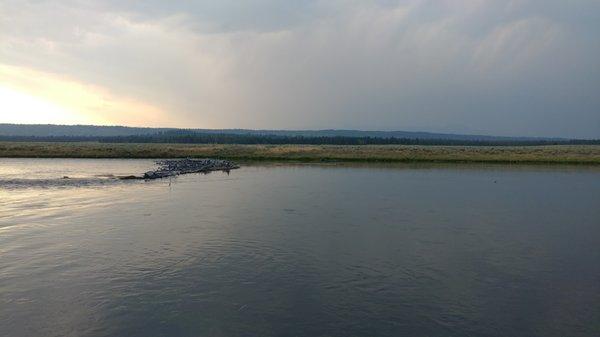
[1,142,599,165]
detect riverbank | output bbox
[1,142,599,165]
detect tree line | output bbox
[1,131,598,146]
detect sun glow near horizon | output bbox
[0,85,92,125]
[0,64,168,127]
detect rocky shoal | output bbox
[119,158,239,180]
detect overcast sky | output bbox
[1,0,599,138]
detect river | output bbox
[1,159,599,336]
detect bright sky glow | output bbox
[0,64,167,127]
[0,85,87,125]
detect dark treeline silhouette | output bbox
[1,130,598,146]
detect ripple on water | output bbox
[0,177,129,190]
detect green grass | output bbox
[1,142,600,165]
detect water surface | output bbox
[1,159,599,336]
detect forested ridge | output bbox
[1,130,598,146]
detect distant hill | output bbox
[0,124,560,141]
[0,124,174,137]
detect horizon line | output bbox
[2,122,595,140]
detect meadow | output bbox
[1,142,600,165]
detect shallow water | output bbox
[1,159,599,337]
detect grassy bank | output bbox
[1,142,600,165]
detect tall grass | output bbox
[1,142,599,165]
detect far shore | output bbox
[1,142,600,165]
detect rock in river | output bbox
[119,158,239,180]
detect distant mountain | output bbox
[0,124,563,141]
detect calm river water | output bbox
[1,159,599,337]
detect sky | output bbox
[0,0,599,138]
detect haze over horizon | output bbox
[1,1,599,138]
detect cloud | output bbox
[0,0,598,137]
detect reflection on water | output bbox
[0,158,157,190]
[1,159,599,337]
